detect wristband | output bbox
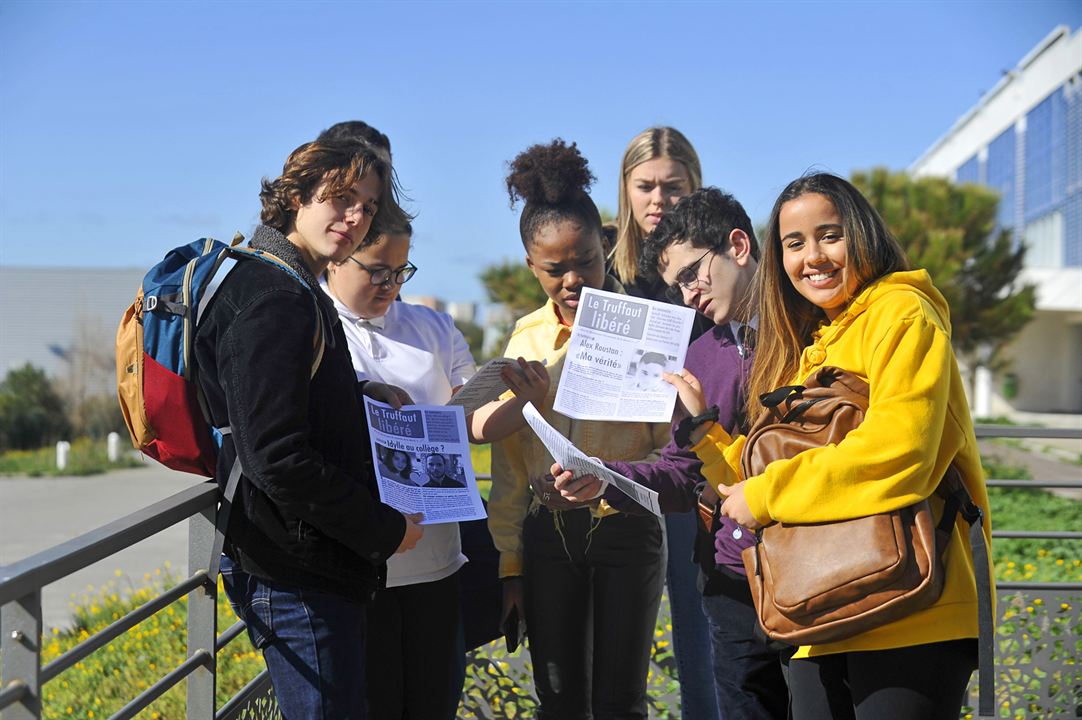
[674,406,720,448]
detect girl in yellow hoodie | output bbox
[644,173,991,720]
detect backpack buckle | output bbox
[143,296,158,312]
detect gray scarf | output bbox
[248,224,340,336]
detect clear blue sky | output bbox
[1,1,1079,305]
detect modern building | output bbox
[910,25,1082,414]
[0,267,143,398]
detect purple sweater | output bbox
[605,322,754,574]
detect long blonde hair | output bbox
[746,173,909,421]
[613,127,702,284]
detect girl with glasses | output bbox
[324,220,476,719]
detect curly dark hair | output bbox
[317,120,391,157]
[505,139,603,248]
[259,138,411,240]
[639,187,759,281]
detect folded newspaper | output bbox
[446,357,530,416]
[553,286,696,423]
[522,402,662,517]
[363,397,487,524]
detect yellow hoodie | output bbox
[691,269,993,657]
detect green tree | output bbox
[71,394,127,439]
[0,363,72,451]
[479,260,548,319]
[454,319,487,363]
[851,168,1036,375]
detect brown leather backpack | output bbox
[739,366,972,645]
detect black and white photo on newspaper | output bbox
[553,286,695,423]
[363,397,487,524]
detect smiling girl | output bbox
[667,173,992,720]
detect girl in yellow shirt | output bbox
[488,139,669,719]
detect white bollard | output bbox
[56,440,71,471]
[107,431,121,462]
[974,365,993,418]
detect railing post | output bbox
[186,502,217,720]
[1,590,43,720]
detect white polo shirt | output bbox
[323,280,477,587]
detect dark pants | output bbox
[664,510,722,720]
[701,569,791,719]
[787,639,977,720]
[365,571,464,720]
[523,507,664,720]
[220,555,367,720]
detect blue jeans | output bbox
[665,510,721,720]
[701,569,790,719]
[220,555,368,720]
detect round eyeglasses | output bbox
[343,256,418,285]
[664,248,713,303]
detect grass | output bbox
[1,567,266,720]
[0,437,143,477]
[982,456,1082,584]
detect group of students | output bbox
[198,119,992,720]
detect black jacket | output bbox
[194,226,405,602]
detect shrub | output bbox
[0,364,71,451]
[71,394,128,440]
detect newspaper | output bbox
[522,402,662,517]
[446,357,529,415]
[363,397,487,524]
[553,287,696,423]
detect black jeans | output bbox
[787,638,977,720]
[365,572,463,720]
[523,507,664,720]
[700,569,792,719]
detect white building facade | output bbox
[910,25,1082,414]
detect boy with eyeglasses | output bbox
[554,187,793,719]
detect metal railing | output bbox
[1,423,1080,719]
[967,424,1082,717]
[0,481,271,720]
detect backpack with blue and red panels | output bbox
[116,234,324,476]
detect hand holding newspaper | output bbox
[446,357,546,416]
[553,286,696,423]
[521,402,662,516]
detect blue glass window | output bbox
[1066,79,1081,266]
[1024,88,1067,222]
[956,154,981,185]
[986,127,1016,235]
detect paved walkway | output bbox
[978,438,1082,500]
[0,462,200,630]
